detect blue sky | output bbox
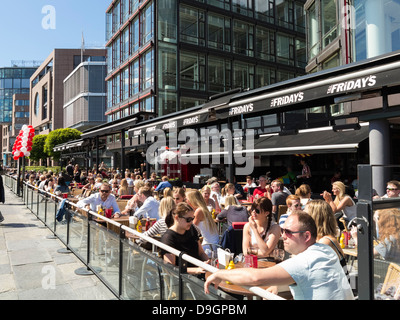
[0,0,110,67]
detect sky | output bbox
[0,0,110,67]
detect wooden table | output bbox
[205,260,292,299]
[343,246,357,272]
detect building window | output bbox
[34,93,39,116]
[142,2,154,44]
[307,1,319,59]
[208,13,231,51]
[42,84,48,120]
[233,61,254,90]
[255,26,274,61]
[321,0,339,49]
[130,59,139,95]
[255,0,274,24]
[179,5,205,46]
[208,56,231,93]
[180,50,205,91]
[233,20,254,57]
[159,44,177,90]
[255,65,275,88]
[141,49,154,90]
[158,0,178,43]
[276,33,294,66]
[232,0,253,17]
[131,16,140,53]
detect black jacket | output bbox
[0,175,5,203]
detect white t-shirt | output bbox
[278,243,354,300]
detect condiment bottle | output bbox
[226,260,235,284]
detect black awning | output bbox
[237,124,369,156]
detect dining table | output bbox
[205,260,292,300]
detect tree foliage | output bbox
[44,128,82,161]
[29,134,48,164]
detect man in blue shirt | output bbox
[129,186,160,221]
[155,176,172,192]
[76,182,120,216]
[205,212,354,300]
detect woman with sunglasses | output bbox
[161,202,209,275]
[242,197,281,258]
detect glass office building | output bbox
[105,0,307,122]
[0,67,36,123]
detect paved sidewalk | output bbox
[0,185,116,300]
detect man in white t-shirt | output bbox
[204,212,354,300]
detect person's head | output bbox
[286,194,301,212]
[386,180,400,198]
[304,199,338,239]
[221,183,235,196]
[165,202,195,230]
[210,182,220,193]
[111,180,119,188]
[162,176,169,182]
[163,187,173,198]
[281,211,317,255]
[332,181,346,201]
[186,190,217,233]
[224,195,238,208]
[377,208,400,243]
[120,178,128,189]
[271,179,283,192]
[258,175,268,187]
[295,184,312,199]
[58,176,66,186]
[246,176,253,185]
[159,196,176,219]
[137,186,152,202]
[134,179,145,193]
[201,185,211,201]
[250,197,273,229]
[173,187,186,204]
[99,183,112,201]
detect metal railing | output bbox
[4,175,284,301]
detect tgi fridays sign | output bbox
[131,114,206,137]
[222,71,395,118]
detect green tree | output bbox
[29,134,48,164]
[44,128,82,161]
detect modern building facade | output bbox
[0,66,36,124]
[304,0,400,195]
[105,0,307,123]
[63,60,108,131]
[30,49,107,135]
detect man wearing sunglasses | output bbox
[205,211,354,300]
[76,182,120,216]
[380,180,400,199]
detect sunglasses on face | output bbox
[180,216,194,223]
[292,203,301,208]
[387,187,398,191]
[281,228,306,237]
[252,208,261,214]
[100,190,110,193]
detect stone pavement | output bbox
[0,185,116,300]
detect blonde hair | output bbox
[306,199,338,239]
[224,195,238,208]
[163,187,173,198]
[221,183,235,197]
[159,196,176,219]
[186,190,218,233]
[378,208,400,245]
[295,184,311,198]
[332,181,347,205]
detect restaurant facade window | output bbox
[180,50,206,91]
[233,19,254,57]
[207,13,231,51]
[208,56,232,93]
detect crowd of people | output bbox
[9,163,400,300]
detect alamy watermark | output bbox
[42,5,56,30]
[145,128,255,175]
